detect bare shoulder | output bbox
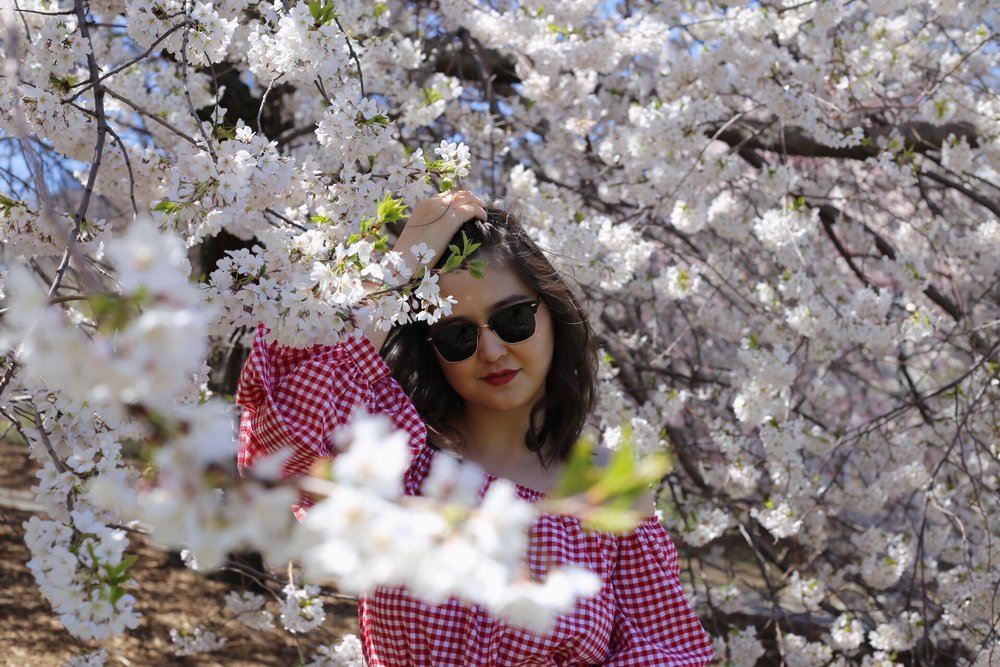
[634,488,656,517]
[592,446,657,517]
[592,444,612,467]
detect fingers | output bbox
[411,190,486,226]
[393,191,489,264]
[451,190,488,222]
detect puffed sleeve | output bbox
[236,323,426,479]
[605,516,714,666]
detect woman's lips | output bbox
[482,370,518,386]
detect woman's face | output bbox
[431,262,554,415]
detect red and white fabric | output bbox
[237,323,714,666]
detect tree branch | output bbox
[49,0,108,297]
[920,168,1000,219]
[710,118,979,161]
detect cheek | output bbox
[535,313,556,372]
[438,360,470,393]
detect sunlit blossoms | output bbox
[280,582,326,634]
[290,416,601,634]
[23,513,140,641]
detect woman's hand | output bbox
[365,191,486,352]
[393,190,488,269]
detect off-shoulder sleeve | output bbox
[236,323,426,479]
[605,516,714,666]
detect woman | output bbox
[237,191,714,666]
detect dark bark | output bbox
[710,118,979,161]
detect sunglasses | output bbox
[427,298,543,363]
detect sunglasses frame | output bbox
[427,297,543,363]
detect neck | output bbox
[453,402,539,469]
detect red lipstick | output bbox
[482,370,518,386]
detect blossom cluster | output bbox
[292,416,600,634]
[23,512,140,641]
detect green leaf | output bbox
[372,1,388,18]
[550,436,671,533]
[582,506,642,533]
[153,200,183,214]
[552,437,600,498]
[458,232,479,257]
[47,73,77,93]
[88,294,137,333]
[310,214,332,224]
[633,451,671,483]
[421,86,444,106]
[439,177,455,192]
[587,442,640,501]
[214,125,236,140]
[376,193,408,225]
[105,554,139,583]
[468,259,488,279]
[440,254,463,273]
[0,193,20,214]
[309,0,339,28]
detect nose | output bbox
[477,326,508,363]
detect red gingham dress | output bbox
[237,324,714,666]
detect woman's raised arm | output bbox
[365,190,487,351]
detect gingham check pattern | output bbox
[237,324,714,666]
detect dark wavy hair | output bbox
[381,205,597,467]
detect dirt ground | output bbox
[0,440,359,667]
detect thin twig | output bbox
[105,124,140,217]
[49,0,109,298]
[314,78,332,105]
[0,292,117,317]
[263,206,307,231]
[0,361,19,399]
[257,73,284,134]
[12,0,35,42]
[14,5,75,15]
[32,409,71,475]
[180,2,217,161]
[460,29,497,194]
[332,15,365,98]
[64,22,187,102]
[103,87,202,149]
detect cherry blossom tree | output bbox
[1,0,998,665]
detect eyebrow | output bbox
[434,293,535,327]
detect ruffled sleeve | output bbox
[236,323,426,479]
[605,516,714,666]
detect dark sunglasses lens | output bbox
[491,302,537,343]
[431,324,479,362]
